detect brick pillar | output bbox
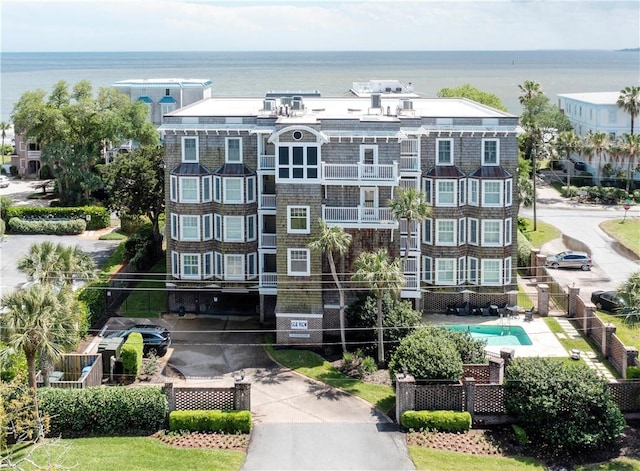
[627,347,639,367]
[567,285,580,318]
[535,253,547,281]
[464,378,476,418]
[604,323,617,359]
[165,382,175,412]
[395,374,416,424]
[537,283,549,317]
[234,379,251,411]
[500,348,515,368]
[507,290,518,307]
[584,304,596,336]
[489,357,504,384]
[530,248,540,277]
[259,294,265,325]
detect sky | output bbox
[1,0,639,52]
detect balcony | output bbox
[401,274,421,298]
[261,233,276,248]
[321,162,399,186]
[27,150,41,160]
[400,234,419,253]
[260,272,277,293]
[259,154,275,171]
[260,194,276,210]
[400,156,420,174]
[322,206,398,229]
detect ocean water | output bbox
[2,50,639,122]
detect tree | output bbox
[617,270,640,326]
[517,153,534,207]
[0,121,10,156]
[554,130,582,190]
[389,187,431,276]
[17,241,96,288]
[585,131,609,183]
[616,85,640,135]
[106,145,166,255]
[437,84,508,112]
[0,285,81,388]
[351,249,405,365]
[309,220,352,353]
[618,132,640,193]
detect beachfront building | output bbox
[160,80,521,345]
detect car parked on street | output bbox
[107,324,171,357]
[0,175,10,188]
[545,250,593,271]
[591,290,626,312]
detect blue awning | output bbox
[137,96,153,104]
[159,96,177,104]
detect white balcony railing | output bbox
[259,154,275,170]
[403,274,419,290]
[400,235,419,252]
[260,272,277,288]
[260,194,276,209]
[27,151,41,159]
[322,206,397,227]
[261,233,276,248]
[321,162,398,184]
[400,156,420,172]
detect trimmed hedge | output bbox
[4,206,109,230]
[169,410,252,434]
[8,217,86,235]
[38,386,167,437]
[401,410,471,432]
[121,332,144,377]
[77,280,108,327]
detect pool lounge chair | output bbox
[523,307,534,322]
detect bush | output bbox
[626,366,640,379]
[9,165,17,176]
[504,357,625,459]
[560,185,579,198]
[0,344,27,382]
[77,280,108,327]
[38,386,167,437]
[124,224,156,271]
[339,350,377,378]
[121,332,144,377]
[401,410,471,432]
[120,214,151,235]
[512,424,528,446]
[517,231,533,271]
[169,410,252,434]
[4,206,109,229]
[8,217,86,235]
[39,165,53,180]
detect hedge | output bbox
[121,332,144,377]
[38,386,167,437]
[8,217,86,235]
[77,280,108,327]
[400,410,471,432]
[169,410,252,434]
[4,206,110,230]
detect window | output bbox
[246,214,256,241]
[202,176,212,202]
[204,252,213,279]
[360,145,378,176]
[504,257,512,284]
[180,215,200,241]
[482,139,499,165]
[482,180,502,207]
[182,136,198,162]
[215,252,223,279]
[179,177,199,203]
[481,259,502,285]
[608,109,617,124]
[468,257,478,284]
[288,206,310,233]
[170,176,178,202]
[482,219,502,246]
[288,248,310,276]
[171,251,179,277]
[459,179,466,205]
[435,258,456,285]
[203,214,213,241]
[504,218,512,245]
[181,253,200,279]
[505,179,512,206]
[459,218,466,245]
[423,218,432,244]
[277,146,319,181]
[226,137,242,163]
[468,179,478,205]
[422,256,432,282]
[170,213,178,240]
[436,180,456,206]
[458,257,466,284]
[224,216,244,242]
[214,214,222,241]
[224,178,243,203]
[436,219,456,245]
[436,139,453,165]
[247,253,257,279]
[246,176,256,203]
[225,254,245,280]
[423,179,432,204]
[468,218,478,245]
[214,176,221,202]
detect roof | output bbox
[113,78,213,88]
[469,166,513,178]
[137,96,153,104]
[159,96,177,104]
[423,166,466,178]
[213,163,256,176]
[557,91,620,105]
[170,163,212,175]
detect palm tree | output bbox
[555,130,581,191]
[0,121,10,157]
[518,80,543,106]
[616,86,640,135]
[0,285,79,388]
[18,242,96,287]
[389,187,431,275]
[617,271,640,326]
[586,131,609,184]
[352,249,405,365]
[619,133,640,193]
[309,220,352,353]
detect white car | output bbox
[0,175,10,188]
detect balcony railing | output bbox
[259,154,276,170]
[27,151,41,159]
[261,233,276,248]
[400,156,420,172]
[400,235,419,252]
[322,206,397,228]
[260,272,277,288]
[260,194,276,209]
[403,274,419,290]
[321,162,399,185]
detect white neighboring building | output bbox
[557,91,631,139]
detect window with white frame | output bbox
[226,137,242,163]
[505,179,512,206]
[246,214,256,241]
[360,145,378,167]
[459,179,466,205]
[203,252,213,279]
[203,214,213,241]
[459,218,466,245]
[468,257,478,284]
[224,254,245,280]
[288,206,310,233]
[214,252,223,279]
[482,139,499,165]
[246,176,256,203]
[277,145,319,181]
[224,178,243,203]
[481,259,502,285]
[181,253,200,279]
[182,136,198,162]
[422,256,432,282]
[170,175,178,202]
[202,176,212,202]
[170,213,178,240]
[458,257,466,283]
[171,251,179,277]
[288,248,310,276]
[436,180,456,206]
[504,218,512,245]
[468,218,478,245]
[436,139,453,165]
[482,180,503,207]
[180,215,200,241]
[214,214,222,241]
[468,179,478,205]
[482,219,503,246]
[436,219,456,245]
[179,177,199,203]
[423,179,432,205]
[224,216,244,242]
[504,257,512,284]
[435,258,456,285]
[214,176,221,202]
[247,252,257,279]
[423,218,432,244]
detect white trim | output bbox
[435,219,457,246]
[182,135,199,162]
[458,218,466,245]
[482,138,499,166]
[203,252,213,279]
[504,257,512,284]
[214,214,222,241]
[225,136,243,163]
[247,214,257,241]
[171,251,179,278]
[423,218,432,245]
[481,258,502,286]
[287,205,311,234]
[203,214,213,241]
[468,218,478,245]
[170,213,178,240]
[505,179,513,206]
[170,175,178,202]
[422,255,432,283]
[224,253,245,280]
[504,217,512,246]
[468,179,479,206]
[179,176,200,203]
[435,179,457,206]
[247,252,258,279]
[287,248,310,276]
[202,175,212,202]
[181,253,201,280]
[482,180,503,207]
[468,256,478,284]
[275,313,324,319]
[481,219,503,246]
[435,258,456,286]
[223,177,244,204]
[179,214,200,241]
[436,138,453,165]
[246,175,256,203]
[224,215,245,242]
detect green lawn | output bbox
[408,446,543,470]
[6,436,244,471]
[600,218,640,258]
[519,217,561,248]
[119,259,167,318]
[594,311,640,352]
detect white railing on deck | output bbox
[400,156,419,172]
[321,162,398,183]
[403,274,418,290]
[322,206,396,225]
[261,233,276,248]
[27,151,41,159]
[260,272,277,287]
[261,194,276,209]
[400,235,419,252]
[259,154,275,170]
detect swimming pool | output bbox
[444,324,533,346]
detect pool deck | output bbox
[423,313,568,358]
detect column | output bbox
[395,374,416,424]
[567,285,580,318]
[234,379,252,411]
[537,283,549,317]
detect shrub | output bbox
[39,165,53,180]
[0,344,27,382]
[4,206,109,229]
[121,332,143,377]
[338,350,377,378]
[38,386,167,437]
[124,224,156,271]
[633,189,640,203]
[512,424,528,446]
[401,410,471,432]
[504,357,625,459]
[77,280,108,327]
[169,410,251,434]
[8,217,86,235]
[560,185,579,198]
[120,214,151,235]
[9,165,17,176]
[626,366,640,379]
[517,230,533,271]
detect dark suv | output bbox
[108,324,171,357]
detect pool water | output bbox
[444,324,533,346]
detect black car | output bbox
[591,291,626,312]
[108,324,171,357]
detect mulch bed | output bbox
[152,431,249,452]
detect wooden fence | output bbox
[36,354,102,389]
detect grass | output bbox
[119,258,167,318]
[6,436,244,471]
[575,457,640,470]
[99,241,127,277]
[265,344,396,414]
[594,310,640,352]
[600,218,640,258]
[519,217,561,248]
[98,229,128,241]
[408,446,543,470]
